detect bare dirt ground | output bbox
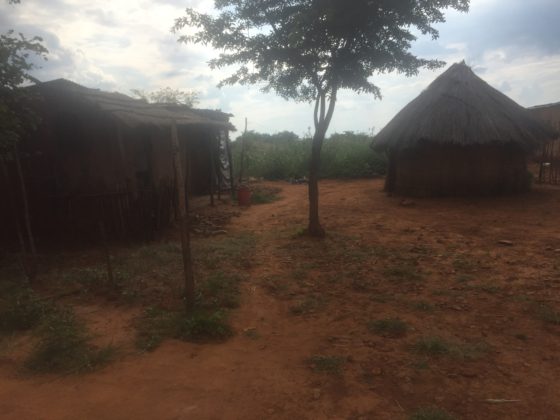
[2,179,560,419]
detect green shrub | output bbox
[25,309,113,374]
[232,130,387,180]
[0,288,51,334]
[368,318,408,337]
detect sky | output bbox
[1,0,559,137]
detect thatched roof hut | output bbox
[1,79,235,246]
[374,61,557,196]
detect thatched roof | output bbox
[31,79,231,130]
[374,62,557,151]
[528,101,560,111]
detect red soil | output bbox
[2,179,560,419]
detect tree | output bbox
[174,0,469,236]
[1,2,48,279]
[1,30,47,152]
[131,86,199,107]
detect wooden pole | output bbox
[217,135,222,201]
[238,117,248,184]
[171,121,195,311]
[14,145,36,255]
[98,221,115,287]
[209,135,215,206]
[225,131,235,199]
[13,145,36,280]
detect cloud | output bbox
[0,0,559,135]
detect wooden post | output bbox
[14,145,36,279]
[209,135,215,206]
[225,131,235,199]
[238,117,248,184]
[98,221,115,287]
[217,135,222,201]
[171,120,195,311]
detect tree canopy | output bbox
[0,29,47,152]
[131,86,199,107]
[174,0,469,103]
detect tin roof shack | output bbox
[374,62,556,197]
[0,79,233,247]
[528,102,560,184]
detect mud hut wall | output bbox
[180,126,215,196]
[392,143,529,196]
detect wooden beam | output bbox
[171,120,195,310]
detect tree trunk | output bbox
[307,129,326,237]
[306,88,337,237]
[171,121,195,311]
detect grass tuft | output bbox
[0,288,51,334]
[197,271,243,309]
[412,336,489,360]
[535,304,560,325]
[412,336,451,357]
[368,318,408,338]
[135,307,233,351]
[307,355,346,375]
[383,264,423,282]
[25,309,114,374]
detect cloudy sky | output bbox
[2,0,559,137]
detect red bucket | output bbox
[237,186,251,206]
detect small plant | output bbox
[262,275,289,296]
[195,232,257,270]
[290,295,324,315]
[411,360,429,370]
[135,307,177,352]
[412,336,489,360]
[175,310,233,342]
[198,271,243,309]
[409,407,456,420]
[307,355,346,375]
[383,264,423,282]
[412,336,451,357]
[368,318,408,338]
[135,307,234,351]
[535,304,560,325]
[0,288,51,334]
[453,256,477,272]
[25,309,114,374]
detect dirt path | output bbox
[2,179,560,419]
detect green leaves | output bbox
[0,29,48,152]
[174,0,470,102]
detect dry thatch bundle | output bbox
[374,61,557,151]
[31,79,230,130]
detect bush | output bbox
[25,308,114,374]
[0,288,51,334]
[232,130,387,180]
